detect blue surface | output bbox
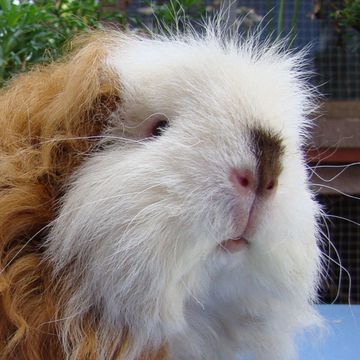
[236,305,360,359]
[298,305,360,360]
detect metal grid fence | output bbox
[318,194,360,304]
[241,0,360,100]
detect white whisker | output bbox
[327,214,360,228]
[0,223,52,275]
[312,183,360,201]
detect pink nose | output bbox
[230,168,277,195]
[230,169,256,193]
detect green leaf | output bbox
[0,0,11,12]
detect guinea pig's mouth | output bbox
[220,237,249,253]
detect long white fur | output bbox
[46,18,323,360]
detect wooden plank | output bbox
[311,101,360,149]
[306,148,360,164]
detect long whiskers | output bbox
[1,134,144,161]
[327,214,360,227]
[317,208,351,305]
[310,162,360,182]
[0,222,52,275]
[312,183,360,201]
[311,168,358,305]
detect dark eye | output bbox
[151,119,170,137]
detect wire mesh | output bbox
[223,0,360,99]
[318,194,360,304]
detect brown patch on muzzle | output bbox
[250,127,285,195]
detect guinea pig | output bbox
[0,19,322,360]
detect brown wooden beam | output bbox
[306,148,360,164]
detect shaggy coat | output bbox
[0,25,321,360]
[0,33,165,359]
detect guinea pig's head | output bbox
[46,29,321,355]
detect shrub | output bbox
[0,0,124,84]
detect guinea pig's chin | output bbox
[219,236,249,253]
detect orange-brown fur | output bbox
[0,32,166,360]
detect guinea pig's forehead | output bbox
[110,39,250,95]
[110,38,301,137]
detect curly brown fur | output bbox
[0,32,166,360]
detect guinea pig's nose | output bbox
[230,168,278,196]
[229,169,257,194]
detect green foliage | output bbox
[0,0,270,85]
[0,0,125,84]
[333,0,360,32]
[330,0,360,51]
[0,0,217,84]
[147,0,208,27]
[266,0,300,46]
